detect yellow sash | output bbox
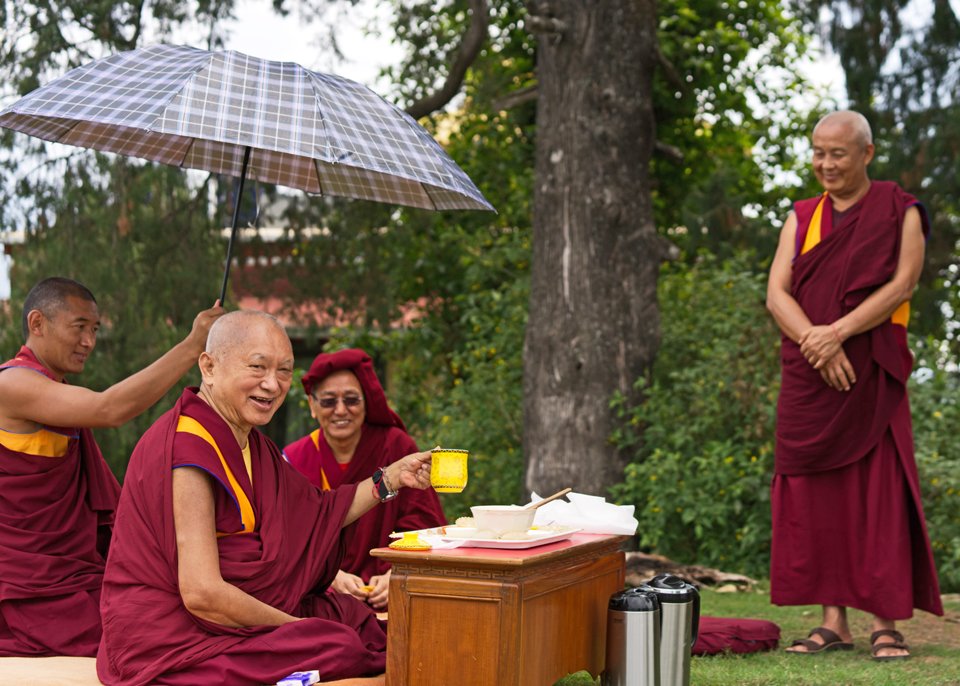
[176,415,256,536]
[800,193,910,327]
[0,427,73,458]
[309,428,332,491]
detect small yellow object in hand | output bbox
[359,585,374,593]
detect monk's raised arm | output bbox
[766,211,815,343]
[173,467,300,628]
[343,450,433,527]
[0,304,222,429]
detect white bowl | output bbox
[469,505,536,535]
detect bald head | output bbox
[205,310,289,359]
[813,110,873,149]
[197,310,294,435]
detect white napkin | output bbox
[529,491,638,535]
[419,534,465,549]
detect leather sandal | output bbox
[787,627,854,654]
[870,629,910,661]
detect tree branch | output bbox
[525,14,567,34]
[491,84,538,111]
[654,141,684,162]
[656,44,685,93]
[405,0,490,120]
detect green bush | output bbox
[908,349,960,592]
[611,252,780,578]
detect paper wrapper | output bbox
[529,491,638,535]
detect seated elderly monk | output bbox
[284,349,445,610]
[96,311,432,685]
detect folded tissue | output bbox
[277,670,320,686]
[529,491,638,535]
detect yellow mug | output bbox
[430,448,469,493]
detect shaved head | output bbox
[197,310,294,436]
[22,277,96,341]
[813,110,873,149]
[205,310,288,359]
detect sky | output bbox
[219,0,403,90]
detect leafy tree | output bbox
[0,156,223,477]
[611,252,780,577]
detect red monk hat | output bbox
[301,348,405,430]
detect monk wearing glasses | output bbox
[284,348,446,610]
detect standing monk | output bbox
[97,310,433,685]
[767,111,943,660]
[0,276,222,657]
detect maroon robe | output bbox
[0,346,120,657]
[97,388,387,686]
[771,181,943,619]
[285,348,446,582]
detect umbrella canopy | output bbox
[0,44,493,299]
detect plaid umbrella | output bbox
[0,43,494,301]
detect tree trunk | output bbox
[523,0,660,498]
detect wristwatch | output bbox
[372,467,399,502]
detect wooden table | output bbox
[371,533,626,686]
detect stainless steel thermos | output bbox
[603,587,661,686]
[641,574,700,686]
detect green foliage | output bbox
[0,155,223,478]
[654,0,815,260]
[611,252,781,578]
[552,673,599,686]
[906,345,960,592]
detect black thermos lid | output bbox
[642,573,698,603]
[608,587,661,612]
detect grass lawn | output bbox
[555,585,960,686]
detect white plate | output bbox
[440,527,581,549]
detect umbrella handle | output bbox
[219,145,252,305]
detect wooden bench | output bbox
[0,658,385,685]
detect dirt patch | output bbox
[847,594,960,650]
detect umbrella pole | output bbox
[218,145,253,305]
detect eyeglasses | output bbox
[315,394,363,409]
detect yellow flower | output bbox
[933,411,943,419]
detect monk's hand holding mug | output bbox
[387,450,433,490]
[798,323,844,369]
